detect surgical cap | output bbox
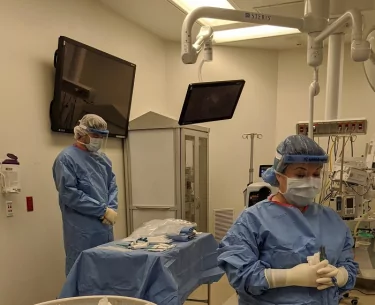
[262,135,328,187]
[74,114,109,140]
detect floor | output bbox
[184,276,234,305]
[339,291,375,305]
[184,276,375,305]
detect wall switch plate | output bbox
[6,201,13,217]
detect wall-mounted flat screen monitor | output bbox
[50,36,136,138]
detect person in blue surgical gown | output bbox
[218,135,358,305]
[53,114,118,277]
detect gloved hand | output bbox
[265,260,329,288]
[102,218,112,226]
[316,265,349,290]
[307,252,320,266]
[103,208,117,225]
[306,251,349,290]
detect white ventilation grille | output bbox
[214,209,234,241]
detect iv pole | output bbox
[242,133,263,185]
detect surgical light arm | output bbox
[189,26,214,65]
[181,7,370,65]
[312,9,370,62]
[181,7,304,64]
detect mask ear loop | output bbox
[273,171,288,198]
[277,172,289,195]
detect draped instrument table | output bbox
[59,233,224,305]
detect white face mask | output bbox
[85,138,103,152]
[281,176,322,207]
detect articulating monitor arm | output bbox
[189,26,214,65]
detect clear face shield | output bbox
[83,126,109,153]
[274,154,329,174]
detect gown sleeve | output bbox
[336,225,359,293]
[53,158,107,218]
[107,170,118,211]
[218,210,270,296]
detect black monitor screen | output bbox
[50,36,136,138]
[259,165,273,177]
[346,197,354,209]
[178,80,245,125]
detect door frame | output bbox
[180,128,209,230]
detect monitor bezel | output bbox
[178,79,245,126]
[50,36,136,138]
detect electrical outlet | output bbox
[6,201,13,217]
[296,118,368,137]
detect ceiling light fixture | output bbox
[213,25,301,43]
[169,0,237,27]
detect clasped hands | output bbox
[266,252,348,290]
[306,252,348,290]
[101,207,118,226]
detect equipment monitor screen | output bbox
[178,80,245,125]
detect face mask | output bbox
[281,176,322,207]
[85,137,103,152]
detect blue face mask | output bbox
[280,176,322,207]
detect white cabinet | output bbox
[124,112,209,233]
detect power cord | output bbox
[351,289,375,295]
[197,37,212,82]
[198,59,205,82]
[344,181,371,196]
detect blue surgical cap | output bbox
[74,114,109,140]
[262,135,328,187]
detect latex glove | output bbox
[307,252,349,290]
[102,218,112,226]
[307,252,320,266]
[104,208,118,225]
[316,265,349,290]
[265,260,329,288]
[98,297,113,305]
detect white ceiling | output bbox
[100,0,375,50]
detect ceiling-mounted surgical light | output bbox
[213,25,301,44]
[169,0,237,26]
[171,0,301,41]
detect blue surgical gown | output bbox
[218,199,358,305]
[52,145,118,276]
